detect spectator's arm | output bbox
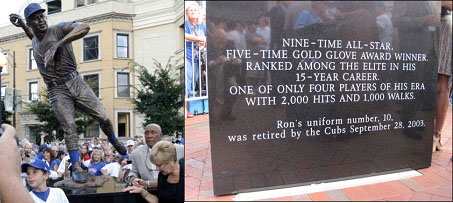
[40,133,45,145]
[149,180,158,189]
[250,36,266,45]
[101,168,108,176]
[122,186,158,203]
[53,163,59,172]
[0,124,33,203]
[185,33,206,42]
[64,161,71,179]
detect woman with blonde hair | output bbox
[185,1,206,118]
[86,149,105,176]
[123,141,184,203]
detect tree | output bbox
[0,100,13,125]
[132,58,184,137]
[28,91,94,144]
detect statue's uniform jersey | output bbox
[31,22,78,85]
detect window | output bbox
[87,0,97,5]
[117,73,130,97]
[76,0,85,7]
[1,84,7,100]
[29,48,37,70]
[27,125,40,144]
[84,120,100,138]
[83,36,99,61]
[82,73,99,97]
[28,81,38,101]
[117,112,131,137]
[47,0,61,14]
[1,52,7,74]
[116,34,129,58]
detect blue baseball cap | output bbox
[24,3,46,19]
[120,154,130,159]
[21,158,50,173]
[41,143,48,149]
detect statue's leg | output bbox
[48,87,87,183]
[72,76,127,155]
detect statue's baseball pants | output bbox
[47,74,114,151]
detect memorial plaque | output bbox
[206,1,441,195]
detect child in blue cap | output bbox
[22,158,69,203]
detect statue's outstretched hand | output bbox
[9,14,24,27]
[44,41,62,69]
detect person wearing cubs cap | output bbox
[22,158,69,203]
[9,3,127,183]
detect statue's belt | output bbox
[46,71,79,88]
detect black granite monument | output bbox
[207,1,441,195]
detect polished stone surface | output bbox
[207,1,441,195]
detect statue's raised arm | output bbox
[9,14,34,40]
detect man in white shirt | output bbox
[101,154,132,182]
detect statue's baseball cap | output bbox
[24,3,46,19]
[21,158,50,173]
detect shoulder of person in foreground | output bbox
[130,144,148,157]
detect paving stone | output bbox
[198,189,214,199]
[385,194,413,201]
[385,180,414,195]
[185,189,199,201]
[400,179,428,192]
[309,192,331,201]
[326,189,350,201]
[424,187,453,198]
[343,186,368,201]
[409,192,432,201]
[430,195,452,201]
[292,194,312,201]
[273,196,293,201]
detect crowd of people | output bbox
[0,123,184,203]
[19,134,143,183]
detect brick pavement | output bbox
[185,106,452,201]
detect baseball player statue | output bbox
[10,3,127,183]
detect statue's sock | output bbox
[108,134,117,143]
[69,150,80,165]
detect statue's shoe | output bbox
[72,170,87,183]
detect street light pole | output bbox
[13,51,16,128]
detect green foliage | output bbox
[28,91,95,144]
[0,100,13,125]
[132,58,184,137]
